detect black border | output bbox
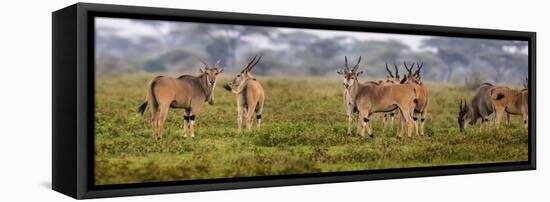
[53,3,536,199]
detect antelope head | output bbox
[337,56,363,89]
[199,58,224,87]
[402,61,423,84]
[383,63,400,84]
[458,98,471,132]
[224,55,262,94]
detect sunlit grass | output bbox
[95,73,528,185]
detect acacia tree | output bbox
[437,48,469,82]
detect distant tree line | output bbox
[95,20,528,84]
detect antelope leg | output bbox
[237,105,244,133]
[366,114,373,137]
[357,112,367,138]
[157,105,169,140]
[420,113,426,135]
[494,110,504,129]
[381,114,387,133]
[150,112,158,140]
[256,113,262,128]
[183,110,192,138]
[189,114,196,139]
[504,112,511,128]
[245,103,257,130]
[413,115,419,136]
[347,113,353,135]
[390,112,395,129]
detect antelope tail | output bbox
[138,76,162,115]
[138,101,148,115]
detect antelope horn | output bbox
[352,56,362,71]
[415,62,424,76]
[344,56,349,69]
[393,63,399,78]
[214,59,221,67]
[198,58,209,67]
[403,61,413,75]
[385,63,394,77]
[248,55,262,71]
[242,55,258,72]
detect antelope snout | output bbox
[209,80,216,85]
[343,83,349,88]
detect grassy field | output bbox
[94,73,528,185]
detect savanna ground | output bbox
[95,73,528,185]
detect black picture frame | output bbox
[52,2,536,199]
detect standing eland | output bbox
[337,56,418,138]
[401,61,429,135]
[137,59,224,140]
[223,55,265,132]
[490,78,529,129]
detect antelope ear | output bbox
[356,71,363,76]
[218,68,224,73]
[200,67,206,73]
[336,69,344,75]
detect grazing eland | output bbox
[457,83,506,132]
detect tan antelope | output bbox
[402,61,429,135]
[378,63,402,130]
[337,56,418,138]
[137,59,224,140]
[490,78,529,128]
[340,57,384,135]
[223,55,265,132]
[457,83,507,132]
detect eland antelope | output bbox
[457,83,506,132]
[402,61,429,135]
[337,56,418,138]
[339,57,382,135]
[137,59,223,140]
[490,79,529,129]
[223,55,265,132]
[378,63,402,130]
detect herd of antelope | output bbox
[137,55,529,141]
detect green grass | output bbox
[94,73,528,185]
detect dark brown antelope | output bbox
[458,83,506,132]
[223,55,265,132]
[337,56,417,138]
[490,79,528,128]
[137,59,224,140]
[402,61,429,135]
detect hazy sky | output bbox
[96,17,528,55]
[96,17,430,51]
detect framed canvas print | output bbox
[52,3,536,199]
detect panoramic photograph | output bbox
[94,17,529,185]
